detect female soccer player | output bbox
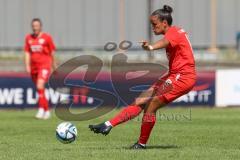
[89,5,196,149]
[24,18,56,119]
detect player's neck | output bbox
[163,26,171,34]
[33,32,43,38]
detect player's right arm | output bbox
[24,36,31,73]
[24,52,30,73]
[139,38,169,51]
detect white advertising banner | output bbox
[216,69,240,107]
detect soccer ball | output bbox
[56,122,77,144]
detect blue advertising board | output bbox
[0,71,215,108]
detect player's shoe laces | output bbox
[89,122,112,136]
[35,108,44,119]
[43,111,51,120]
[130,142,146,149]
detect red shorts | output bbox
[153,73,196,104]
[31,67,51,84]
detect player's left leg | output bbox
[88,78,171,135]
[89,87,156,135]
[35,69,51,119]
[103,76,170,129]
[108,86,156,126]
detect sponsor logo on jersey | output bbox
[30,45,43,52]
[39,38,45,44]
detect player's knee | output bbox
[145,97,164,113]
[134,97,148,107]
[151,97,161,104]
[37,84,44,90]
[36,80,45,89]
[134,98,142,106]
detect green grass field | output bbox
[0,107,240,160]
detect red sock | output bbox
[109,105,142,127]
[138,113,156,145]
[38,89,49,111]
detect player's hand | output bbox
[52,64,59,75]
[26,65,30,73]
[52,65,57,72]
[139,40,153,51]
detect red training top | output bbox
[24,32,56,69]
[164,26,195,75]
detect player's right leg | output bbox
[89,87,156,135]
[131,96,165,149]
[132,74,196,149]
[30,70,44,119]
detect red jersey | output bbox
[164,26,195,75]
[24,33,56,68]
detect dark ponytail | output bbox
[151,5,173,25]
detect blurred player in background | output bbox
[89,5,196,149]
[24,18,56,119]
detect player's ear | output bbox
[162,19,168,26]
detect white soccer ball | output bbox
[56,122,77,144]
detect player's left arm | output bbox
[48,35,57,71]
[51,51,57,71]
[140,38,169,51]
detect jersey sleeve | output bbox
[48,35,56,53]
[164,28,179,48]
[24,36,30,53]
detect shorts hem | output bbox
[157,95,170,104]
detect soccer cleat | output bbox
[35,108,45,119]
[130,142,146,150]
[89,123,112,136]
[43,111,51,120]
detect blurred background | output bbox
[0,0,240,108]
